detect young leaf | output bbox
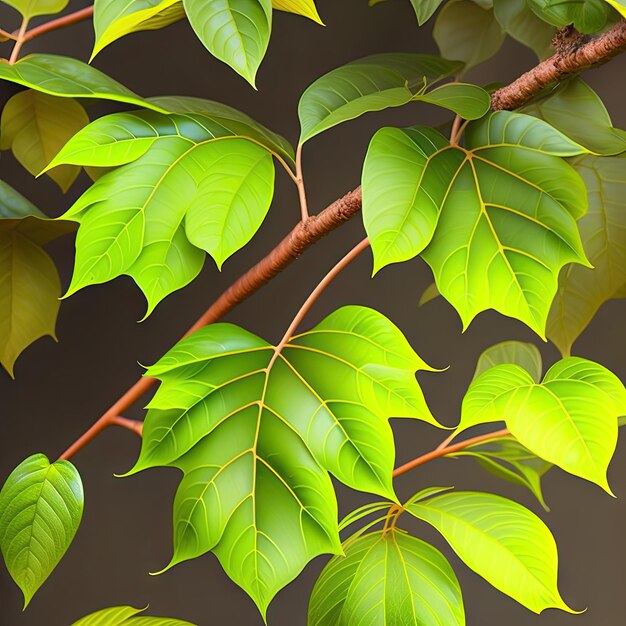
[407,491,574,613]
[1,0,67,19]
[547,154,626,356]
[473,340,542,382]
[0,90,89,192]
[459,358,626,492]
[414,82,491,120]
[0,55,163,111]
[126,306,440,615]
[0,181,75,376]
[493,0,555,59]
[72,605,195,625]
[298,53,462,144]
[527,0,614,33]
[308,530,465,626]
[273,0,322,23]
[362,113,590,336]
[0,454,83,607]
[433,0,505,72]
[61,137,275,314]
[182,0,273,87]
[522,78,626,156]
[92,0,186,59]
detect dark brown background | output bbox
[1,1,625,624]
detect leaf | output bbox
[298,53,462,144]
[459,358,626,492]
[0,55,163,111]
[182,0,273,87]
[418,281,440,306]
[434,0,505,72]
[126,305,440,615]
[522,78,626,156]
[0,90,89,192]
[273,0,322,23]
[547,154,626,356]
[308,529,465,626]
[92,0,186,59]
[493,0,555,59]
[415,82,491,120]
[473,340,542,382]
[605,0,626,18]
[1,0,67,19]
[362,112,590,336]
[527,0,613,33]
[60,137,275,315]
[407,490,574,613]
[409,0,446,24]
[72,605,196,625]
[0,181,75,376]
[452,437,552,509]
[0,454,83,607]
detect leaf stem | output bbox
[392,428,510,478]
[449,115,462,144]
[8,17,29,64]
[0,27,17,40]
[295,143,309,221]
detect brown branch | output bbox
[20,6,94,43]
[492,20,626,110]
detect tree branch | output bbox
[491,20,626,110]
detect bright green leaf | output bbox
[434,0,505,72]
[308,529,465,626]
[126,306,440,615]
[0,454,83,607]
[473,340,543,382]
[605,0,626,17]
[1,90,89,192]
[183,0,273,87]
[72,605,195,625]
[527,0,613,33]
[273,0,322,23]
[522,78,626,156]
[547,154,626,356]
[407,490,574,613]
[1,0,67,19]
[298,53,462,144]
[0,55,163,111]
[415,82,491,120]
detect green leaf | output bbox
[0,55,163,111]
[273,0,322,23]
[126,305,440,615]
[1,0,67,19]
[407,490,574,613]
[434,0,505,72]
[72,605,195,625]
[298,53,462,144]
[183,0,273,87]
[61,137,275,315]
[605,0,626,17]
[522,78,626,156]
[418,281,440,306]
[473,340,542,382]
[1,90,89,192]
[409,0,446,24]
[0,454,83,607]
[547,154,626,356]
[308,529,465,626]
[92,0,186,59]
[0,181,75,376]
[452,437,552,509]
[362,113,590,336]
[459,358,626,491]
[527,0,613,33]
[415,82,491,120]
[493,0,555,58]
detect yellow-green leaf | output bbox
[1,0,67,19]
[273,0,322,23]
[605,0,626,17]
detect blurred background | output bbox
[1,0,625,624]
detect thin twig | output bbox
[0,27,17,41]
[295,144,309,221]
[9,17,28,64]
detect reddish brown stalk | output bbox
[20,5,94,43]
[492,20,626,110]
[109,416,144,437]
[392,428,510,477]
[295,144,309,221]
[8,17,28,64]
[0,27,17,40]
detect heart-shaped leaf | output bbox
[308,529,465,626]
[407,490,574,613]
[0,454,83,607]
[127,305,440,615]
[72,605,195,625]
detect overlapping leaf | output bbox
[72,605,195,625]
[298,53,462,143]
[527,0,614,32]
[273,0,322,22]
[458,357,626,491]
[605,0,626,17]
[407,490,573,613]
[0,181,75,376]
[1,90,89,191]
[127,305,440,615]
[2,0,67,18]
[547,154,626,356]
[473,339,543,382]
[0,454,83,607]
[362,111,590,336]
[308,529,465,626]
